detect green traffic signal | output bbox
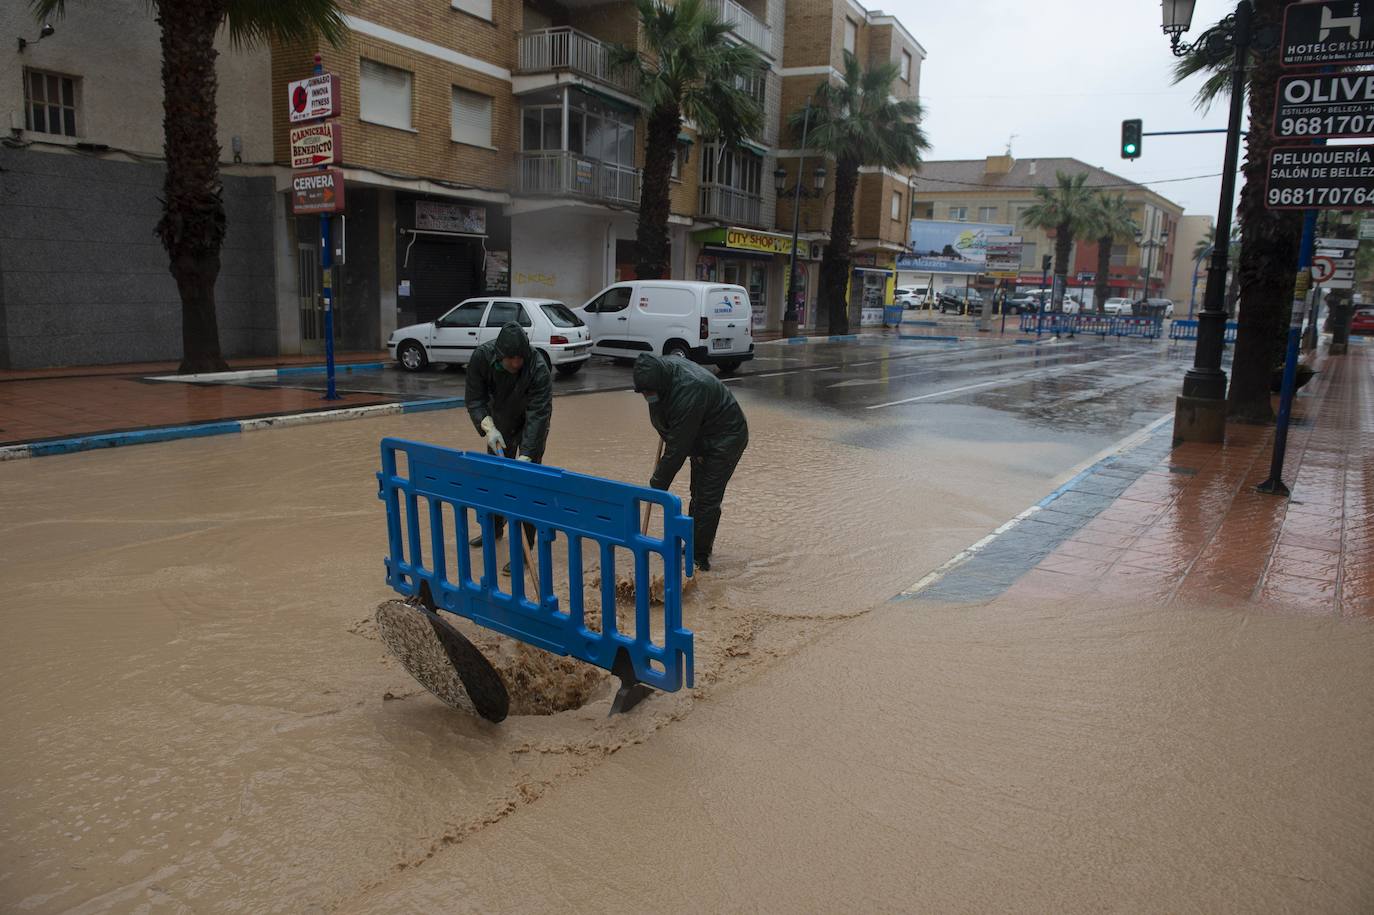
[1121,119,1142,160]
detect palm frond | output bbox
[226,0,350,49]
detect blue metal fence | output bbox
[377,438,696,693]
[1168,319,1239,342]
[1017,313,1164,339]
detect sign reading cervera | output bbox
[897,220,1014,274]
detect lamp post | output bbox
[1136,227,1169,302]
[775,97,826,337]
[1160,0,1275,442]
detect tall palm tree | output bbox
[1020,171,1096,310]
[792,51,927,334]
[1172,0,1303,423]
[616,0,764,281]
[32,0,348,373]
[1084,193,1137,313]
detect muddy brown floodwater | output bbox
[3,387,1371,912]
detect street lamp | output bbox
[779,97,827,335]
[1136,227,1169,300]
[1159,0,1277,442]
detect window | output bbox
[586,286,632,313]
[701,144,762,195]
[948,206,968,221]
[900,50,912,83]
[360,60,413,131]
[540,303,583,327]
[486,301,532,327]
[521,93,635,165]
[891,191,902,221]
[452,87,492,147]
[844,18,858,54]
[1110,244,1128,266]
[438,300,488,327]
[978,206,997,222]
[452,0,493,21]
[24,69,77,137]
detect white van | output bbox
[575,281,755,372]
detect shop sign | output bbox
[290,168,345,214]
[288,73,340,123]
[289,121,342,168]
[1266,144,1374,209]
[725,228,793,256]
[415,200,487,234]
[1282,1,1374,69]
[897,219,1015,274]
[985,235,1023,278]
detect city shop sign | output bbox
[289,121,343,168]
[725,228,793,255]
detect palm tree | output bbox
[1084,193,1137,313]
[616,0,764,281]
[1020,171,1096,310]
[1172,0,1303,423]
[791,51,927,334]
[31,0,348,374]
[1193,225,1242,314]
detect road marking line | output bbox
[865,352,1141,410]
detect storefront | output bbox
[396,195,511,328]
[850,251,897,326]
[692,227,813,332]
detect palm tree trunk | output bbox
[820,154,859,334]
[1094,235,1111,313]
[157,0,230,374]
[634,104,680,281]
[1227,0,1303,423]
[1053,221,1072,308]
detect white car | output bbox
[1103,297,1133,315]
[575,280,755,373]
[388,297,592,375]
[895,285,930,309]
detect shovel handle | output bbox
[642,438,666,535]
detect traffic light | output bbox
[1042,254,1052,271]
[1121,119,1142,160]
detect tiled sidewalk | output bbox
[918,344,1371,617]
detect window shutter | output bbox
[452,0,493,20]
[452,88,493,147]
[360,60,413,130]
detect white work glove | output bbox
[516,455,531,462]
[479,416,506,454]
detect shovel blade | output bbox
[376,599,510,722]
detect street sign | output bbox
[1361,219,1374,240]
[1274,73,1374,139]
[1315,237,1359,249]
[1282,1,1374,69]
[289,121,343,168]
[290,168,346,214]
[1333,268,1356,280]
[1266,145,1374,209]
[1313,255,1337,282]
[985,235,1023,278]
[288,73,340,123]
[1325,278,1355,289]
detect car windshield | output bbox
[540,303,582,327]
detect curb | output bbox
[148,361,389,383]
[0,396,465,462]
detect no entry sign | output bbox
[291,168,346,215]
[1274,72,1374,139]
[1266,144,1374,209]
[1282,1,1374,68]
[289,121,343,168]
[288,73,339,123]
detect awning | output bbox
[701,245,774,262]
[677,132,695,145]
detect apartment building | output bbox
[906,155,1185,304]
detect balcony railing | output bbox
[734,68,768,106]
[517,27,638,96]
[705,0,771,50]
[518,152,641,207]
[699,184,763,226]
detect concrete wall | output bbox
[510,207,633,307]
[0,147,276,369]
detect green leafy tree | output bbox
[1020,171,1096,310]
[616,0,764,281]
[1084,193,1138,313]
[1172,0,1302,422]
[31,0,348,373]
[792,51,927,334]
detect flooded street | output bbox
[3,337,1371,912]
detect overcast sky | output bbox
[897,0,1245,217]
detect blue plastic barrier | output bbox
[377,438,696,694]
[1169,319,1239,342]
[882,305,905,326]
[1018,313,1163,339]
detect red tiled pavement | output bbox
[1005,344,1373,617]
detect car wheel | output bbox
[556,362,583,377]
[398,340,428,372]
[538,350,552,371]
[664,340,691,359]
[717,359,743,375]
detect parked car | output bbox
[937,287,983,315]
[1020,289,1080,314]
[390,298,592,375]
[1136,298,1176,318]
[1351,306,1374,335]
[574,280,755,373]
[895,285,931,309]
[1103,297,1133,316]
[1005,293,1038,315]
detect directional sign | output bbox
[1333,268,1357,279]
[1274,73,1374,139]
[1282,1,1374,69]
[289,121,343,168]
[1312,256,1338,282]
[1325,278,1355,289]
[290,168,345,215]
[1361,219,1374,240]
[1266,145,1374,210]
[288,73,340,123]
[1316,237,1359,249]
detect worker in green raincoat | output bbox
[465,322,552,552]
[632,353,749,572]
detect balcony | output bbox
[705,0,771,51]
[518,151,641,207]
[517,28,638,97]
[699,185,763,226]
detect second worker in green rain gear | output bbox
[632,353,749,572]
[465,322,552,551]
